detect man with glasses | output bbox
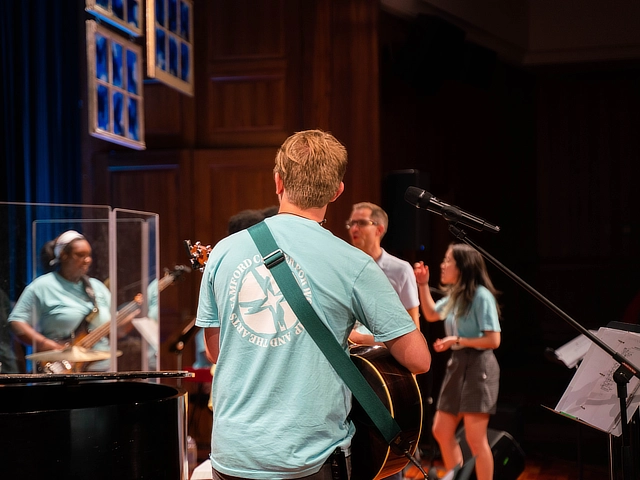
[346,202,421,344]
[346,202,422,480]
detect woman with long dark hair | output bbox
[414,243,501,480]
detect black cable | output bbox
[403,449,429,479]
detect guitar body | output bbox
[34,320,94,373]
[349,344,423,480]
[68,316,93,345]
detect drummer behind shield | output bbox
[8,230,113,372]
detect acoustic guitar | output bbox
[185,239,423,479]
[349,344,423,480]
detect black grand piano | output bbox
[0,371,192,479]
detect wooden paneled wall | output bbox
[194,0,295,147]
[82,0,382,369]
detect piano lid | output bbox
[0,370,194,385]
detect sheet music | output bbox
[191,460,213,479]
[554,330,598,369]
[555,327,640,436]
[131,317,159,351]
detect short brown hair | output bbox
[274,130,348,209]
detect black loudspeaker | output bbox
[381,169,429,255]
[456,428,525,480]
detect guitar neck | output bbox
[75,272,178,350]
[76,301,141,349]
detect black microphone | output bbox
[404,186,500,233]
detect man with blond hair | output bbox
[196,129,431,480]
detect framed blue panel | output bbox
[146,0,193,96]
[86,0,142,37]
[86,20,145,150]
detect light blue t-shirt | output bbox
[354,248,419,337]
[435,285,501,339]
[196,215,417,479]
[376,248,419,310]
[8,272,112,356]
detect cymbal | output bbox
[26,346,121,363]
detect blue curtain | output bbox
[1,0,82,204]
[1,0,84,310]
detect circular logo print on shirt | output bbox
[227,254,312,347]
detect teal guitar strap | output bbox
[248,221,404,448]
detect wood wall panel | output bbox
[143,83,196,148]
[195,0,297,147]
[209,73,286,131]
[192,148,280,246]
[94,150,198,369]
[102,151,193,267]
[209,0,285,59]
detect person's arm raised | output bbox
[413,261,441,322]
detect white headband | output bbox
[50,230,85,266]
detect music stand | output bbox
[552,325,640,433]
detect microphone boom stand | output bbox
[167,318,200,387]
[447,223,640,480]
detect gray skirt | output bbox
[436,348,500,415]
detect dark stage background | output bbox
[2,0,640,470]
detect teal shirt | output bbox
[196,215,416,479]
[354,248,419,337]
[435,285,500,339]
[8,272,112,352]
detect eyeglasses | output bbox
[345,219,378,229]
